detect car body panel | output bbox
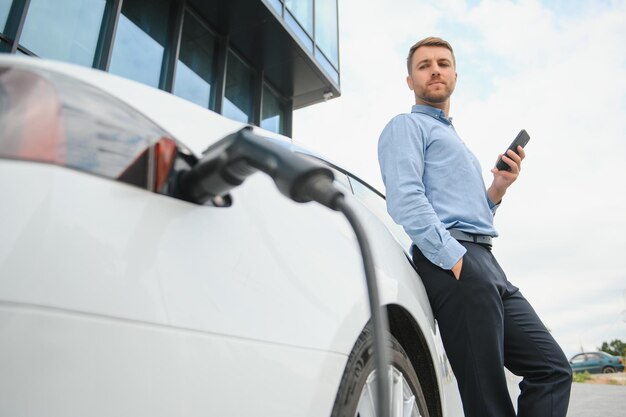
[0,161,368,351]
[0,301,345,416]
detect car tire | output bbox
[602,366,616,373]
[331,325,430,417]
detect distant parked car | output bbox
[569,352,625,374]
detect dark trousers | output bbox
[412,242,572,417]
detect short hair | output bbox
[406,36,456,74]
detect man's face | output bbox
[406,46,457,107]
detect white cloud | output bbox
[294,0,626,355]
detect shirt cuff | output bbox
[432,237,466,270]
[487,197,501,215]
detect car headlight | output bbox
[0,65,178,193]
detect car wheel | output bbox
[331,325,430,417]
[602,366,616,373]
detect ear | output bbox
[406,75,414,91]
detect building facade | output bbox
[0,0,340,137]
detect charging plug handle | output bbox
[179,127,341,208]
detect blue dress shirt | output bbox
[378,105,499,269]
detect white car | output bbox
[0,55,514,416]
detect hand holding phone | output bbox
[495,129,530,171]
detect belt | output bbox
[448,229,493,247]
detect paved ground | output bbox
[567,382,626,417]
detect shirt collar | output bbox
[411,104,453,125]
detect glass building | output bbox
[0,0,340,137]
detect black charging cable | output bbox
[334,195,390,417]
[296,173,391,417]
[178,127,390,417]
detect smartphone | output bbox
[495,129,530,171]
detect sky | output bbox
[293,0,626,358]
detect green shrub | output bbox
[573,371,591,383]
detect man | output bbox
[378,37,572,417]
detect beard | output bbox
[420,85,454,104]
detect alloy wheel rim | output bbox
[354,366,422,417]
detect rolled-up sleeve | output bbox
[378,116,465,269]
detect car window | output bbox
[570,354,586,364]
[586,353,600,361]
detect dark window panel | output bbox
[315,46,339,84]
[173,10,217,110]
[19,0,106,67]
[223,50,254,123]
[284,0,312,35]
[109,0,171,88]
[0,0,12,32]
[315,0,338,68]
[284,9,312,52]
[261,85,285,134]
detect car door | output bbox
[584,353,604,373]
[569,354,587,372]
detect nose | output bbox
[431,64,441,77]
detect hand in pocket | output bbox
[451,257,463,280]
